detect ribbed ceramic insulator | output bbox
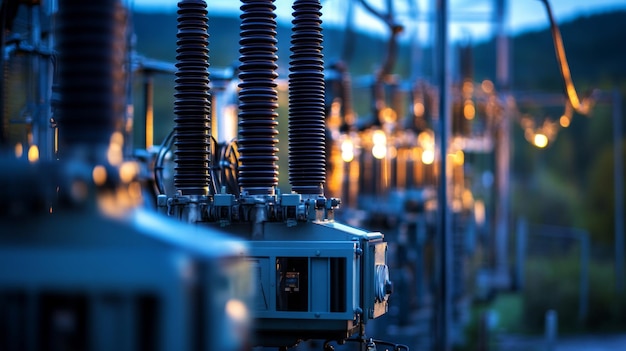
[237,0,279,196]
[288,0,325,195]
[173,0,211,196]
[55,0,126,156]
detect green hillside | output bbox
[132,9,626,91]
[473,10,626,91]
[131,10,393,75]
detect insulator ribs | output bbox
[237,0,280,196]
[288,0,326,195]
[173,0,211,195]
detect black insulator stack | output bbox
[288,0,325,195]
[237,0,279,196]
[55,0,126,158]
[174,0,211,196]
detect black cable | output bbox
[357,0,392,27]
[209,134,221,195]
[154,129,175,195]
[224,139,240,196]
[537,0,594,115]
[212,137,240,196]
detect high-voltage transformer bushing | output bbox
[159,0,393,348]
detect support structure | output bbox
[614,89,624,293]
[493,0,511,289]
[434,0,452,350]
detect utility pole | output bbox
[614,89,624,293]
[434,0,452,349]
[493,0,511,289]
[495,0,509,91]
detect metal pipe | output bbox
[434,0,452,350]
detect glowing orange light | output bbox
[226,298,249,323]
[417,130,434,148]
[341,139,354,162]
[413,102,425,117]
[92,165,107,186]
[380,107,397,123]
[463,101,475,120]
[107,145,123,166]
[54,127,59,155]
[481,80,494,94]
[533,134,548,148]
[15,143,23,158]
[372,130,387,160]
[372,130,386,145]
[388,146,397,159]
[372,144,387,160]
[119,161,138,183]
[111,131,124,146]
[28,145,39,163]
[474,200,486,226]
[454,150,465,165]
[107,132,124,166]
[422,149,435,165]
[462,81,474,95]
[462,189,473,209]
[146,107,154,149]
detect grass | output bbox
[457,293,526,350]
[459,254,626,350]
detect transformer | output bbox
[0,159,251,351]
[202,210,391,347]
[156,0,394,349]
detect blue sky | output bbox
[131,0,626,42]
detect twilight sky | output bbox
[131,0,626,42]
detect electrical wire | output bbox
[224,139,240,196]
[209,135,239,197]
[154,129,175,195]
[154,129,240,197]
[538,0,595,115]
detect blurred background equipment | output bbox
[0,1,251,351]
